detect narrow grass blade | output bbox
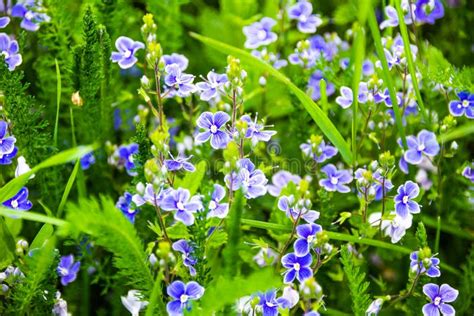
[54,59,61,147]
[0,207,67,226]
[190,32,353,165]
[57,159,81,218]
[367,9,407,148]
[438,123,474,142]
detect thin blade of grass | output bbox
[190,32,353,165]
[0,207,67,227]
[57,159,80,218]
[54,59,61,147]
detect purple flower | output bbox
[335,83,369,109]
[366,299,384,315]
[164,153,195,172]
[380,6,399,29]
[116,143,139,176]
[164,64,197,97]
[294,223,322,256]
[319,164,353,193]
[462,164,474,182]
[80,152,95,170]
[0,33,22,71]
[278,195,320,223]
[196,71,228,101]
[161,53,189,71]
[11,0,50,32]
[225,158,268,199]
[422,283,458,316]
[394,180,420,218]
[166,280,204,316]
[354,167,394,201]
[240,114,276,146]
[256,289,291,316]
[111,36,144,69]
[448,91,473,119]
[172,240,197,276]
[160,188,202,226]
[0,120,16,155]
[116,192,138,223]
[251,48,288,69]
[300,139,338,163]
[404,130,440,165]
[307,70,335,100]
[0,146,17,165]
[267,170,301,197]
[288,45,318,68]
[415,0,444,24]
[132,183,167,208]
[3,187,32,211]
[0,17,10,29]
[281,252,313,284]
[206,184,229,219]
[243,17,277,49]
[410,251,441,277]
[195,111,230,149]
[288,1,322,33]
[362,60,374,76]
[57,255,80,286]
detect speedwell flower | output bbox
[195,111,230,149]
[0,34,21,71]
[319,164,353,193]
[160,188,202,226]
[111,36,144,69]
[206,184,229,219]
[422,283,458,316]
[403,130,440,165]
[166,280,204,316]
[294,223,323,256]
[281,252,313,284]
[57,255,80,286]
[410,251,441,278]
[394,181,420,218]
[172,239,197,276]
[288,1,322,33]
[448,91,473,119]
[242,17,277,49]
[3,187,32,211]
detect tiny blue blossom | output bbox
[0,146,17,165]
[195,71,228,101]
[240,114,277,146]
[80,152,95,170]
[256,289,292,316]
[116,192,138,223]
[206,184,229,219]
[319,164,353,193]
[422,283,458,316]
[366,298,384,315]
[111,36,144,69]
[394,180,420,218]
[160,188,202,226]
[195,111,230,149]
[403,130,440,165]
[251,48,288,69]
[0,17,10,29]
[225,158,268,199]
[161,53,189,71]
[11,0,50,32]
[288,1,322,33]
[166,280,204,316]
[116,143,139,176]
[410,251,441,278]
[415,0,444,24]
[267,170,301,197]
[3,187,32,211]
[380,6,399,29]
[278,195,320,223]
[281,252,313,284]
[164,153,195,172]
[0,33,22,71]
[242,17,277,49]
[164,64,197,97]
[300,139,338,163]
[307,70,335,100]
[172,240,197,276]
[57,255,80,286]
[335,83,369,109]
[369,211,412,243]
[294,223,322,256]
[462,164,474,182]
[132,183,168,208]
[448,91,473,119]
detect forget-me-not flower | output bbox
[111,36,144,69]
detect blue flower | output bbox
[462,164,474,183]
[281,252,313,284]
[57,255,80,286]
[335,83,369,109]
[195,71,228,101]
[448,91,473,119]
[240,114,276,146]
[0,33,21,71]
[380,6,399,29]
[288,1,322,33]
[256,289,291,316]
[307,70,335,100]
[225,158,268,199]
[164,64,196,97]
[195,111,230,149]
[415,0,444,24]
[80,152,95,170]
[0,120,16,155]
[242,17,277,49]
[160,188,202,226]
[403,130,440,165]
[422,283,458,316]
[394,180,420,218]
[267,170,301,197]
[3,187,32,211]
[161,53,189,71]
[172,240,197,276]
[366,299,384,315]
[166,280,204,316]
[116,192,138,223]
[300,138,338,163]
[410,251,441,278]
[319,164,353,193]
[0,146,17,165]
[111,36,144,69]
[164,153,195,172]
[116,143,139,176]
[0,17,10,28]
[294,223,322,256]
[11,0,50,32]
[278,195,320,223]
[206,184,229,219]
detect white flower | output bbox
[121,290,148,316]
[15,156,34,179]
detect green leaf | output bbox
[0,217,16,269]
[30,224,54,250]
[174,160,207,195]
[438,123,474,143]
[145,272,166,316]
[57,159,80,218]
[0,144,97,203]
[190,32,353,165]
